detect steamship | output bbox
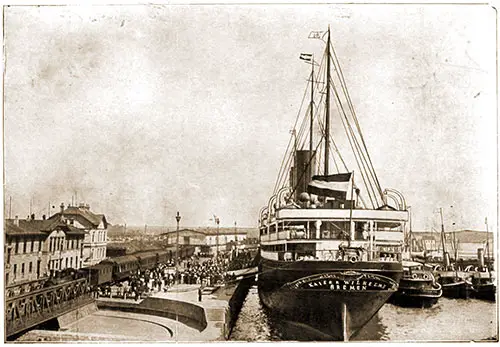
[257,28,409,341]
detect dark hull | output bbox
[472,283,496,301]
[258,258,402,340]
[440,280,471,299]
[390,285,441,308]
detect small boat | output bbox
[433,208,472,299]
[390,260,442,308]
[470,270,496,301]
[433,268,472,299]
[470,220,496,301]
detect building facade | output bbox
[160,229,206,246]
[49,203,108,267]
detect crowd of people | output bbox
[96,249,257,301]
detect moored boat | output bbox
[471,270,496,301]
[390,260,442,308]
[432,208,472,299]
[257,27,409,341]
[470,246,496,301]
[433,268,472,299]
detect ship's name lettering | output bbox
[304,279,387,290]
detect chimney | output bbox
[42,214,46,220]
[31,213,35,221]
[14,215,19,226]
[60,202,65,214]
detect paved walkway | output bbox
[18,283,236,342]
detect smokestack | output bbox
[444,252,451,268]
[14,215,19,226]
[477,248,485,268]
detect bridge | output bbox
[5,278,94,339]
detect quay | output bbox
[14,275,255,342]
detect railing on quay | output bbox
[5,278,94,338]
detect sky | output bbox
[2,4,497,232]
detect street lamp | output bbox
[175,211,181,271]
[215,216,220,258]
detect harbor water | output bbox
[230,285,497,342]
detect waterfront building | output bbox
[159,228,206,246]
[411,230,494,260]
[48,203,109,267]
[199,228,248,254]
[158,227,251,256]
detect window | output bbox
[15,241,19,254]
[70,257,73,268]
[21,263,25,274]
[29,262,33,273]
[23,241,27,253]
[13,264,17,275]
[66,258,68,268]
[31,240,34,253]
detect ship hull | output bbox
[440,280,471,299]
[472,283,496,301]
[258,258,402,340]
[390,282,442,308]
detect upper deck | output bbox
[274,207,408,222]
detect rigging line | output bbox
[329,77,376,208]
[275,86,326,193]
[272,79,312,194]
[316,112,344,174]
[327,65,382,205]
[334,100,376,209]
[316,112,348,173]
[329,43,384,200]
[276,48,328,193]
[328,73,381,206]
[274,111,311,192]
[327,58,381,204]
[327,72,378,204]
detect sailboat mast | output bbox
[309,54,314,179]
[439,207,447,262]
[485,217,490,268]
[324,26,331,176]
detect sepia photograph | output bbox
[2,2,498,342]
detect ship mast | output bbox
[309,55,314,180]
[324,26,331,176]
[439,207,447,267]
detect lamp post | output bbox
[215,216,220,258]
[175,211,181,272]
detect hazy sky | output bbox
[3,4,497,232]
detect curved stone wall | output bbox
[96,298,207,332]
